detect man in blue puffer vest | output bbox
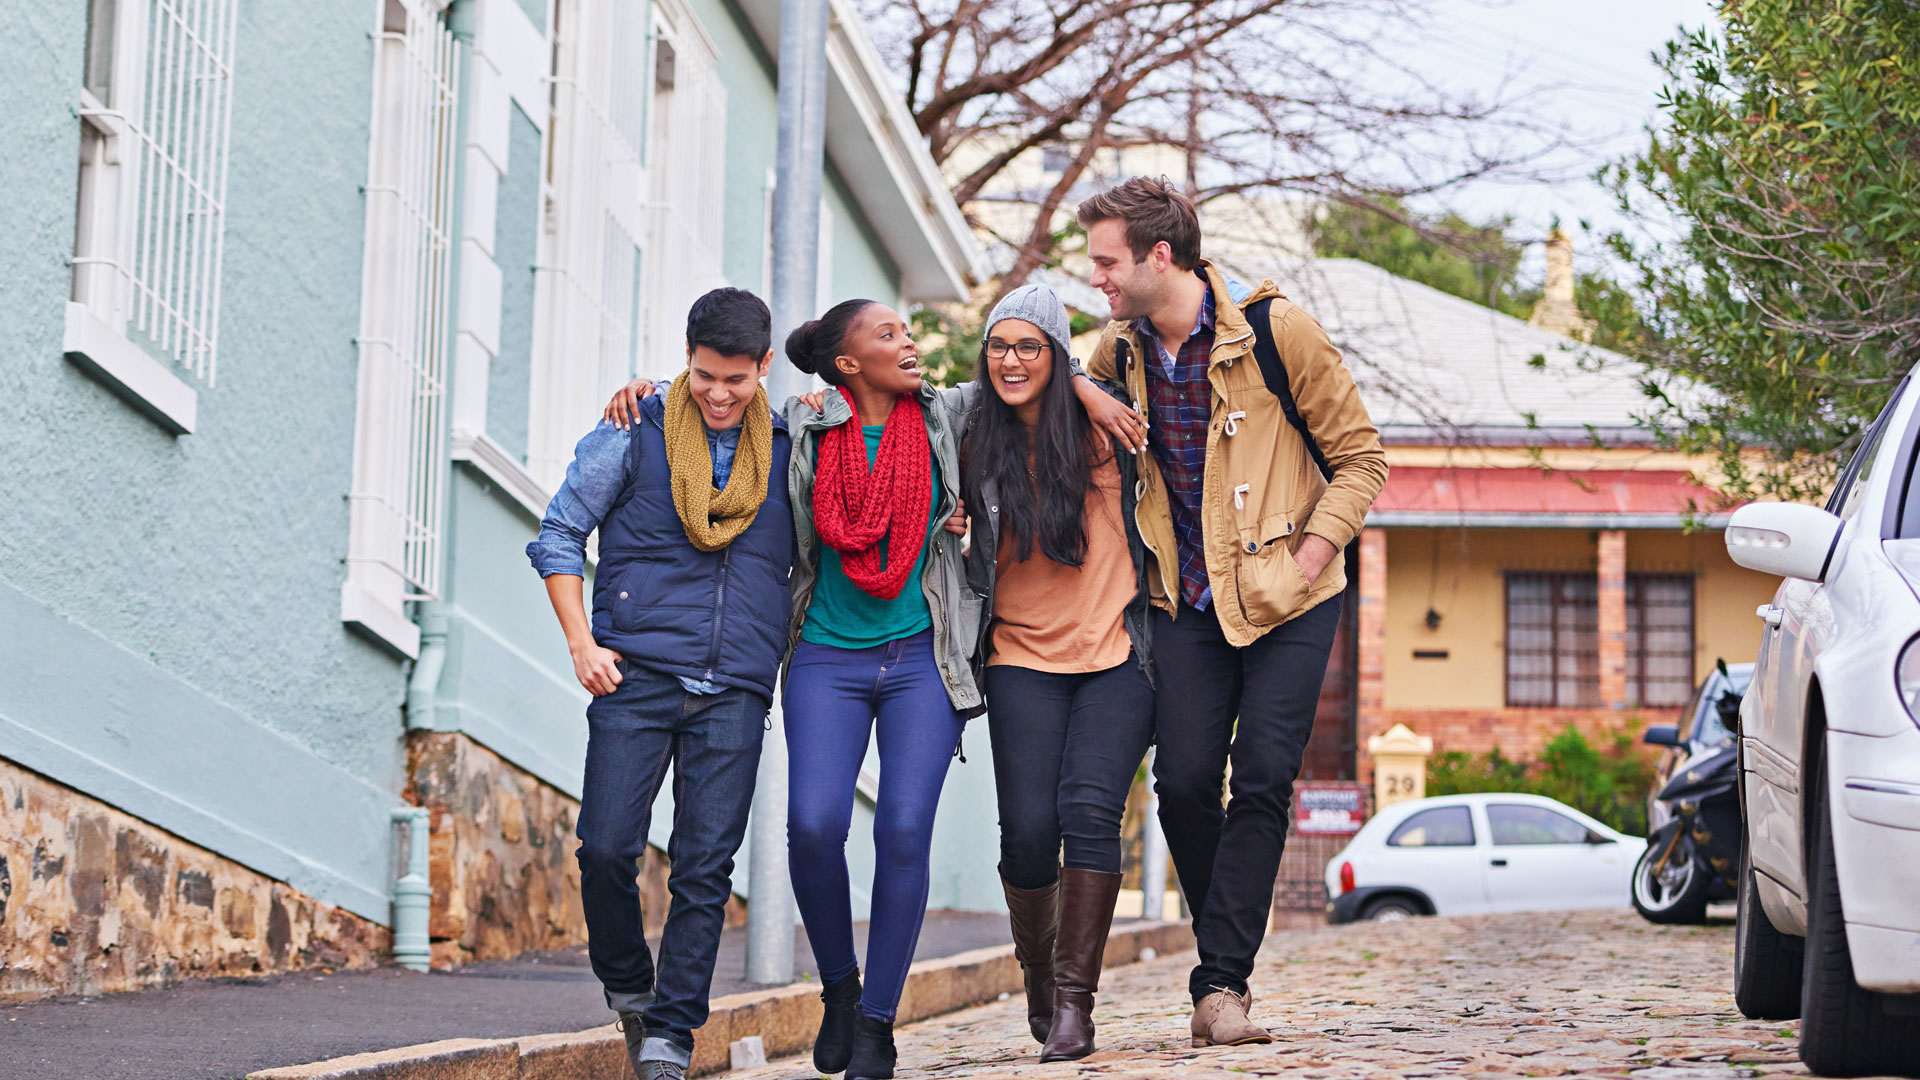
[527,287,793,1080]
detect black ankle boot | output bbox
[812,969,862,1074]
[845,1014,896,1080]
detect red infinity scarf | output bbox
[813,389,933,599]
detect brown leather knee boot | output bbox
[1039,868,1122,1062]
[1001,873,1060,1043]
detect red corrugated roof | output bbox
[1374,467,1720,516]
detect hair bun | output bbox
[785,321,820,374]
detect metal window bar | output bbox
[346,0,457,604]
[528,0,653,488]
[73,0,238,385]
[1505,572,1600,707]
[1625,574,1695,708]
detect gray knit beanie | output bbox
[986,283,1073,356]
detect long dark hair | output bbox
[784,298,875,388]
[963,330,1102,566]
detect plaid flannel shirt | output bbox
[1134,279,1218,610]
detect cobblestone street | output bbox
[738,910,1805,1080]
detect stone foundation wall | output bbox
[0,758,388,1001]
[403,731,744,969]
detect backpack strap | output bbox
[1244,296,1332,481]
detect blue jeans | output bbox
[784,630,963,1023]
[576,662,766,1059]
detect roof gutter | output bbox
[1377,424,1663,449]
[1366,511,1731,531]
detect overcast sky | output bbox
[1396,0,1719,271]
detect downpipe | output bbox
[387,0,478,969]
[391,807,434,971]
[405,604,449,730]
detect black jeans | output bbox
[1150,598,1342,1001]
[576,663,766,1055]
[984,659,1156,890]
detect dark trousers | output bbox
[984,659,1156,889]
[575,663,766,1051]
[784,629,964,1023]
[1150,598,1342,1001]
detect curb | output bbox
[249,919,1194,1079]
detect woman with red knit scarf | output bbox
[779,298,982,1080]
[596,298,979,1080]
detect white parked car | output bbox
[1323,793,1645,923]
[1722,376,1920,1077]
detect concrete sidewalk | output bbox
[3,911,1023,1080]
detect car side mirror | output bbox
[1725,502,1843,582]
[1716,691,1743,732]
[1642,724,1681,747]
[1585,830,1615,844]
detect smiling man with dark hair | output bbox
[526,286,792,1080]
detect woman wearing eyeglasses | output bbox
[960,284,1156,1063]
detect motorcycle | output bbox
[1631,668,1745,924]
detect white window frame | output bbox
[525,0,660,490]
[638,0,728,389]
[66,0,240,435]
[341,0,460,658]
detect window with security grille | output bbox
[341,0,459,656]
[1626,574,1695,708]
[527,0,725,490]
[1504,573,1599,707]
[68,0,240,431]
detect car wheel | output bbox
[1360,896,1419,922]
[1732,843,1801,1019]
[1799,754,1920,1077]
[1631,822,1711,924]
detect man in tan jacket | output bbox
[1070,178,1388,1045]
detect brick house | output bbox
[1222,250,1779,788]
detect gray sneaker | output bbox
[616,1013,647,1073]
[637,1060,686,1080]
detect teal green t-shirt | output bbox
[802,424,941,648]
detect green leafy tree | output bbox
[1309,201,1654,353]
[1309,200,1540,320]
[1603,0,1920,502]
[1426,726,1656,837]
[908,305,981,390]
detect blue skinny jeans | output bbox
[783,629,964,1023]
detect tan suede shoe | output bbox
[1190,987,1273,1047]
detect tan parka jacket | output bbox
[1083,261,1388,647]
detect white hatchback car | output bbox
[1322,793,1645,923]
[1722,376,1920,1076]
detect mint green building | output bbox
[0,0,998,996]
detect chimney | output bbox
[1529,228,1595,341]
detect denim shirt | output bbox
[527,414,743,695]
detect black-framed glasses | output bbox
[985,338,1051,361]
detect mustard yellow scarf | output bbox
[662,372,773,551]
